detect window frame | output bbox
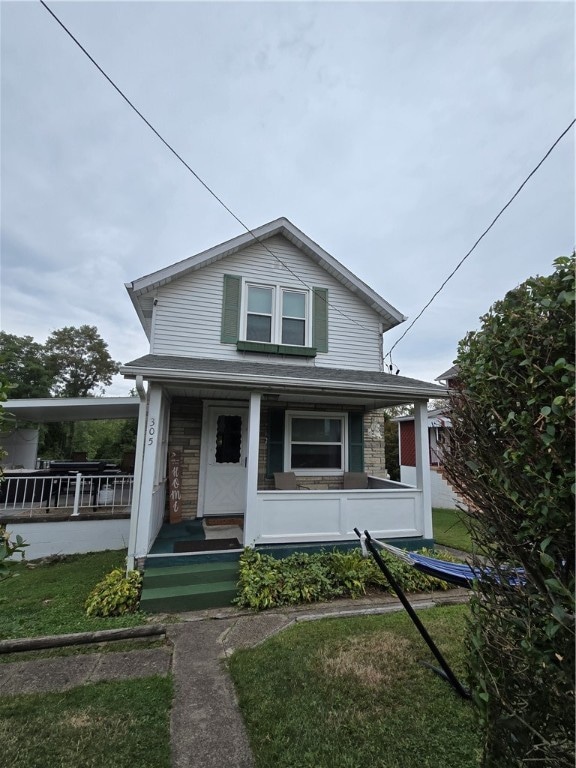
[284,411,348,476]
[241,281,312,348]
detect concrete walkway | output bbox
[0,589,470,767]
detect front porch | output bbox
[143,477,430,558]
[126,360,445,571]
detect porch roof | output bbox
[121,354,447,403]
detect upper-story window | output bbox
[221,274,328,355]
[244,284,310,347]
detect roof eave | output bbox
[119,363,446,400]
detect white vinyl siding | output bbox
[151,235,383,370]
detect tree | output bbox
[44,325,119,397]
[443,255,575,767]
[0,332,54,398]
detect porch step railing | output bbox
[0,473,134,517]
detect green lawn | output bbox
[0,676,172,768]
[433,508,473,553]
[0,550,149,640]
[229,604,480,768]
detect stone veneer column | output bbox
[363,409,388,477]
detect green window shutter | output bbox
[221,274,242,343]
[348,412,364,472]
[312,287,328,353]
[266,409,285,479]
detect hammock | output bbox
[360,538,479,588]
[360,537,525,588]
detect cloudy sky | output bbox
[1,0,574,396]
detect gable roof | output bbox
[435,365,459,383]
[126,217,406,337]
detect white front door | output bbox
[202,406,248,516]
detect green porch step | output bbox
[142,561,239,589]
[140,561,240,613]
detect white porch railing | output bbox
[0,474,134,517]
[248,484,424,546]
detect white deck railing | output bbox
[248,483,424,546]
[0,474,134,517]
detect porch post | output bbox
[127,378,148,570]
[131,384,165,564]
[414,400,433,540]
[243,392,261,548]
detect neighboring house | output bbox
[394,366,463,510]
[121,217,446,568]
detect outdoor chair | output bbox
[343,472,369,489]
[273,472,310,490]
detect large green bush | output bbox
[235,546,456,610]
[443,255,575,767]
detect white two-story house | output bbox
[121,218,445,568]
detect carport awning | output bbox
[4,397,140,423]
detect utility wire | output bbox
[40,1,573,365]
[39,0,371,333]
[384,118,576,363]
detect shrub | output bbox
[235,546,458,610]
[443,255,575,767]
[85,568,143,617]
[0,526,27,582]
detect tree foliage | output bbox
[44,325,119,397]
[0,332,54,398]
[443,255,575,767]
[0,326,119,399]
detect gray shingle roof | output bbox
[121,354,446,399]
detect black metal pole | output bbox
[354,528,471,700]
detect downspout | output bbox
[127,375,148,571]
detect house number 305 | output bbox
[148,418,156,445]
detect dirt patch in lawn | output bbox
[320,631,412,688]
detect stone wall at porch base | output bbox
[168,398,203,519]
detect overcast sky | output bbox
[1,0,574,396]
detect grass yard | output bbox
[0,550,149,640]
[229,603,479,768]
[0,676,172,768]
[432,508,473,553]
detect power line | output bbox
[384,118,576,363]
[39,1,573,366]
[39,0,371,334]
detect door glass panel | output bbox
[215,415,242,463]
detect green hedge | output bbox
[235,547,458,611]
